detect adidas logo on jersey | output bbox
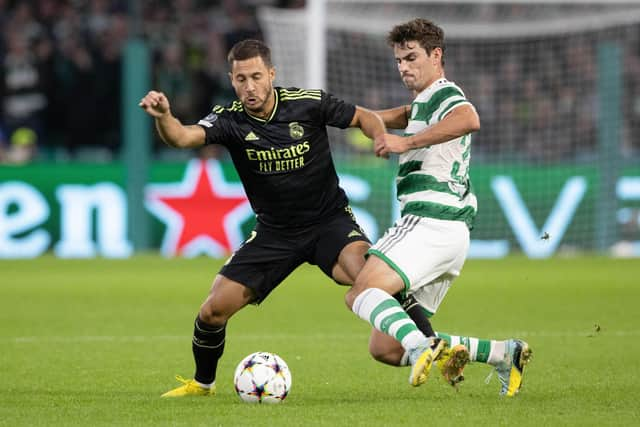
[244,132,260,141]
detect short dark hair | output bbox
[227,39,273,68]
[387,18,445,65]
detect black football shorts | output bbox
[219,207,370,303]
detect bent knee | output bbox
[198,302,229,326]
[344,286,363,310]
[345,273,370,308]
[344,291,354,310]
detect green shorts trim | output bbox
[367,248,411,293]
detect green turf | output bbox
[1,256,639,426]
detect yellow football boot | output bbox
[161,375,216,397]
[408,338,447,386]
[495,339,532,397]
[437,344,470,387]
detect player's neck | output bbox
[253,89,276,119]
[417,73,446,93]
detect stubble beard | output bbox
[403,79,418,92]
[244,86,274,117]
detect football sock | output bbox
[400,294,435,337]
[353,288,428,351]
[192,316,226,384]
[435,332,507,365]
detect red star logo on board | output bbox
[145,159,252,257]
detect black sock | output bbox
[192,316,226,384]
[398,294,435,338]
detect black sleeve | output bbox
[196,110,230,146]
[319,90,356,129]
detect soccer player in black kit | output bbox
[140,39,433,397]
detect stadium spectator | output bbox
[0,30,49,156]
[221,0,263,50]
[55,36,98,157]
[156,41,193,122]
[4,126,38,164]
[93,11,127,154]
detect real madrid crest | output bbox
[288,122,304,140]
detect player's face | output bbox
[393,40,443,93]
[229,56,276,118]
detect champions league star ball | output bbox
[233,352,292,404]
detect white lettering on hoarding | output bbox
[55,184,132,258]
[491,176,588,258]
[0,182,50,258]
[0,172,636,259]
[617,177,640,200]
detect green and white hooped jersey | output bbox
[399,78,477,229]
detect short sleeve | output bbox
[434,85,472,122]
[197,109,229,146]
[319,91,356,129]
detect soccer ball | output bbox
[233,351,292,404]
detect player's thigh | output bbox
[347,255,405,306]
[312,207,370,284]
[332,240,370,285]
[370,216,469,294]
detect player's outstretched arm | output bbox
[349,106,386,140]
[139,90,205,149]
[375,105,410,129]
[407,104,480,148]
[374,104,480,158]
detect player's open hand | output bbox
[139,91,170,118]
[374,133,411,158]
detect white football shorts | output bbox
[368,214,470,316]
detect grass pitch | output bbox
[1,255,639,426]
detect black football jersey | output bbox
[197,87,356,228]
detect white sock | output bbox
[352,288,428,351]
[195,380,213,389]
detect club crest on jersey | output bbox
[288,122,304,140]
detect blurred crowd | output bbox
[451,32,640,162]
[0,0,302,163]
[328,23,640,163]
[1,0,639,164]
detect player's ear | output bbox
[269,66,276,81]
[228,71,233,83]
[431,47,443,64]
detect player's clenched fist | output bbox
[374,134,390,159]
[374,133,412,158]
[139,91,170,118]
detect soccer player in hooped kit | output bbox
[139,39,438,397]
[346,19,532,396]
